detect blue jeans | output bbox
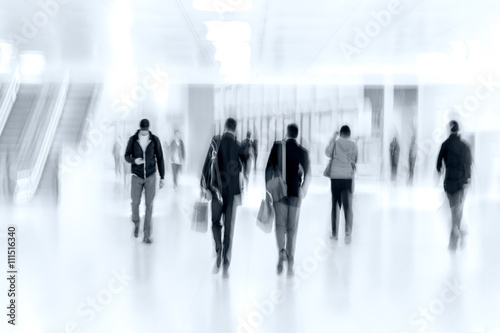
[131,174,157,239]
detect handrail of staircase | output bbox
[14,71,70,204]
[77,84,101,147]
[0,68,20,136]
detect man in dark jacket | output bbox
[265,123,311,276]
[124,119,165,244]
[436,120,472,250]
[201,118,244,277]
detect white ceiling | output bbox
[0,0,499,83]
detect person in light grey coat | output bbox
[325,125,358,244]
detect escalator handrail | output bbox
[15,71,70,203]
[0,68,20,136]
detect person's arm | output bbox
[301,151,312,197]
[180,140,185,161]
[465,144,472,182]
[352,145,358,172]
[201,138,214,189]
[124,137,135,164]
[325,139,335,158]
[154,137,165,180]
[436,143,445,173]
[265,143,278,185]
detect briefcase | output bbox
[191,200,209,233]
[256,199,274,233]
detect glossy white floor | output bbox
[1,152,499,333]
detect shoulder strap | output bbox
[281,140,286,181]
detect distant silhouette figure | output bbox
[169,130,185,189]
[408,136,417,186]
[436,120,472,251]
[240,131,253,190]
[390,136,400,182]
[325,126,358,244]
[265,123,311,276]
[113,137,122,178]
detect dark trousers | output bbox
[447,189,466,247]
[331,179,353,238]
[171,163,181,187]
[211,195,236,266]
[391,163,398,181]
[131,174,156,239]
[274,196,301,266]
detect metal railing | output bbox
[14,71,70,204]
[0,68,20,136]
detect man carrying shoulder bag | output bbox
[265,123,311,276]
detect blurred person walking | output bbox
[252,134,258,172]
[436,120,472,251]
[113,137,122,178]
[266,123,311,276]
[169,130,185,189]
[390,136,400,182]
[124,119,165,244]
[324,126,358,244]
[408,136,417,186]
[201,118,244,277]
[240,131,253,190]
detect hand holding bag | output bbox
[266,141,287,202]
[323,139,337,178]
[256,191,274,233]
[191,191,209,233]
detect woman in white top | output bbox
[325,125,358,244]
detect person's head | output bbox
[175,130,181,139]
[225,118,237,132]
[246,131,251,139]
[139,119,149,135]
[287,123,299,139]
[339,125,351,138]
[449,120,460,134]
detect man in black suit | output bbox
[436,120,472,250]
[201,118,244,277]
[265,123,311,276]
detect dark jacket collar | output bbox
[134,130,152,141]
[223,131,236,139]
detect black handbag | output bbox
[266,141,287,202]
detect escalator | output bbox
[0,84,40,154]
[35,84,99,201]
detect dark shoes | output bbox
[222,264,230,278]
[277,250,287,275]
[213,251,222,274]
[143,238,152,245]
[134,225,139,238]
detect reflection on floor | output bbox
[1,152,499,333]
